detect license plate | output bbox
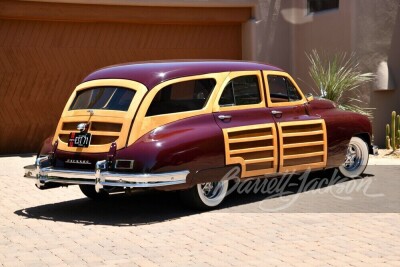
[68,132,92,147]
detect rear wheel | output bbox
[79,184,109,200]
[338,136,369,178]
[180,180,229,210]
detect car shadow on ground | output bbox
[15,169,374,226]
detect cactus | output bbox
[386,111,400,151]
[397,115,400,149]
[398,129,400,149]
[391,111,396,150]
[386,124,391,149]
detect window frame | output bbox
[145,78,217,117]
[263,71,306,108]
[131,72,229,143]
[62,79,147,118]
[213,71,266,112]
[69,86,136,112]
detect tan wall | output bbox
[354,0,400,147]
[0,1,249,154]
[252,0,400,147]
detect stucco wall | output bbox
[354,0,400,147]
[252,0,400,147]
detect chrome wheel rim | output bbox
[343,143,363,171]
[200,182,224,200]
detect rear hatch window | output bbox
[69,87,135,111]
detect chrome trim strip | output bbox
[24,157,188,189]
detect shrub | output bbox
[307,50,375,118]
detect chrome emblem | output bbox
[77,123,88,132]
[65,159,91,165]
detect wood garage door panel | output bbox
[0,20,242,153]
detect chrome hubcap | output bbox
[200,182,224,199]
[343,143,362,171]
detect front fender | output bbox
[319,108,372,167]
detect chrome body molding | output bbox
[24,156,188,191]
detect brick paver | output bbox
[0,155,399,266]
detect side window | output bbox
[219,75,261,107]
[146,78,216,116]
[286,79,302,101]
[267,75,302,103]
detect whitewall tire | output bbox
[180,180,229,210]
[338,136,369,178]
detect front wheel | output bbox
[180,180,229,210]
[338,136,369,178]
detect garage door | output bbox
[0,1,250,153]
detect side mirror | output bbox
[305,93,314,102]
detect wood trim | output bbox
[54,79,147,153]
[283,140,324,148]
[244,157,274,164]
[283,151,325,160]
[230,146,274,155]
[282,130,324,138]
[63,79,148,119]
[229,135,273,143]
[277,119,327,173]
[213,71,266,112]
[263,70,307,108]
[222,123,278,178]
[0,1,252,24]
[129,72,230,146]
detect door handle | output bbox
[218,114,232,121]
[271,110,283,117]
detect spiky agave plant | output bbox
[306,50,375,118]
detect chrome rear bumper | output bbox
[24,156,189,191]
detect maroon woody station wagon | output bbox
[24,61,378,209]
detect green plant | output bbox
[307,50,375,118]
[398,115,400,148]
[386,111,400,151]
[386,124,391,149]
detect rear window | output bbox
[146,79,216,116]
[69,87,135,111]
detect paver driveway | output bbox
[0,155,399,266]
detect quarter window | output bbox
[219,75,261,107]
[146,79,216,116]
[267,76,302,103]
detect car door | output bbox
[213,71,278,179]
[263,70,327,173]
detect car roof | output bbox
[82,60,283,89]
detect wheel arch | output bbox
[354,132,373,154]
